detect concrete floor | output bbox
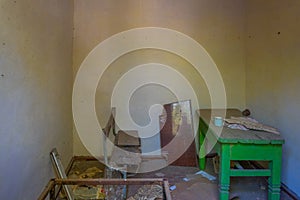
[67,158,293,200]
[135,157,293,200]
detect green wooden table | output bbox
[198,109,284,200]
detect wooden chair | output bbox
[101,107,142,173]
[115,130,141,149]
[102,107,141,149]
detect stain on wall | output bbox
[246,0,300,196]
[0,0,298,197]
[0,0,74,199]
[73,0,247,156]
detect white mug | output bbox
[214,116,223,127]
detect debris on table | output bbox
[225,117,280,134]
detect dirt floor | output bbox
[64,158,293,200]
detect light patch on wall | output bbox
[129,83,176,127]
[95,48,211,130]
[110,63,199,154]
[73,27,226,167]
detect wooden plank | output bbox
[163,180,172,200]
[253,130,284,144]
[220,128,267,144]
[38,178,172,200]
[54,178,167,186]
[37,179,56,200]
[50,184,55,200]
[200,117,262,144]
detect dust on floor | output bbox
[64,158,292,200]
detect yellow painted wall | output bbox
[0,0,74,199]
[73,0,247,155]
[246,0,300,195]
[0,0,299,197]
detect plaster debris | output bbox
[184,170,216,182]
[69,166,103,179]
[127,184,163,200]
[225,117,280,134]
[155,172,165,177]
[73,185,105,200]
[68,166,106,199]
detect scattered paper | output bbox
[195,171,216,181]
[169,185,177,191]
[155,172,165,177]
[183,170,216,182]
[225,117,280,134]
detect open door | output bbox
[159,100,197,166]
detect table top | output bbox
[198,109,284,144]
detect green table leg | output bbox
[199,129,206,170]
[268,147,282,200]
[219,144,230,200]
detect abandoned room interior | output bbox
[1,0,300,199]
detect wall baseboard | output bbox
[251,161,299,200]
[281,183,300,200]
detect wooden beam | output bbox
[54,178,167,186]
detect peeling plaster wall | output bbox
[245,0,300,196]
[73,0,247,156]
[0,0,74,199]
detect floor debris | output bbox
[68,166,106,199]
[126,185,163,200]
[169,185,176,191]
[72,185,105,199]
[184,170,216,182]
[71,166,103,179]
[155,172,165,177]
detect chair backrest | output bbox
[102,107,116,137]
[102,107,116,166]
